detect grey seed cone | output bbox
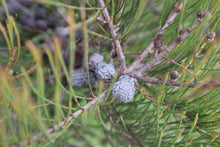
[89,53,104,69]
[72,69,96,87]
[95,62,115,83]
[112,75,136,103]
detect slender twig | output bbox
[163,57,193,74]
[124,122,146,147]
[126,1,186,73]
[137,10,208,74]
[97,0,127,72]
[131,74,220,88]
[20,90,108,146]
[121,131,138,144]
[114,108,146,147]
[31,103,50,109]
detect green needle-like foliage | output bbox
[0,0,219,146]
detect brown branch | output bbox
[137,10,208,74]
[97,0,127,72]
[131,74,220,88]
[126,1,186,73]
[124,123,146,147]
[20,90,108,146]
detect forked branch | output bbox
[137,10,209,74]
[126,0,187,73]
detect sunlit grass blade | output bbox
[10,16,21,68]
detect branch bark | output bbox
[126,1,187,73]
[137,10,208,74]
[97,0,127,72]
[21,90,108,146]
[131,74,220,88]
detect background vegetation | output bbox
[0,0,219,146]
